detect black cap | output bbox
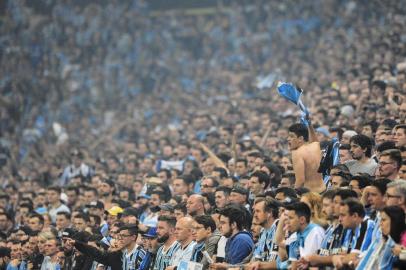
[157,204,174,213]
[102,179,115,187]
[61,228,77,238]
[231,185,249,196]
[86,201,104,210]
[121,207,140,217]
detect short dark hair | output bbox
[351,174,371,189]
[215,186,232,196]
[350,134,374,157]
[194,215,216,233]
[376,141,396,153]
[380,149,402,169]
[56,211,71,220]
[66,186,79,195]
[73,213,90,222]
[275,187,297,200]
[254,198,279,219]
[235,158,247,167]
[213,167,228,179]
[47,186,62,194]
[321,190,336,200]
[334,189,358,201]
[288,123,309,142]
[218,203,250,231]
[340,198,365,218]
[371,179,391,195]
[119,224,138,236]
[157,215,177,227]
[29,213,44,225]
[84,187,98,196]
[250,171,270,188]
[285,202,311,223]
[173,202,187,214]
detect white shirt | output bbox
[170,241,196,267]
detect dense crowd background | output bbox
[1,0,406,269]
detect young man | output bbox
[191,215,221,269]
[283,202,325,269]
[66,224,145,270]
[211,204,254,268]
[287,123,325,193]
[376,149,402,180]
[251,198,279,262]
[345,134,377,176]
[47,186,70,223]
[248,171,270,197]
[393,124,406,147]
[153,216,180,270]
[214,186,231,209]
[331,199,375,269]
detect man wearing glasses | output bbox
[384,180,406,212]
[64,224,146,270]
[377,149,402,180]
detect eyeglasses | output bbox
[384,193,401,199]
[117,234,132,239]
[379,161,394,166]
[193,226,205,231]
[200,185,213,188]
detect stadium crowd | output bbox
[1,0,406,269]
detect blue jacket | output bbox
[225,231,254,264]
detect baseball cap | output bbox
[231,185,249,196]
[143,227,157,238]
[107,206,124,216]
[137,193,151,200]
[61,228,77,238]
[121,207,140,217]
[157,204,174,213]
[87,201,104,210]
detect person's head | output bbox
[173,203,187,220]
[117,224,138,249]
[10,241,21,259]
[338,144,352,163]
[0,213,12,232]
[156,215,177,244]
[72,213,89,232]
[192,215,216,243]
[338,198,365,229]
[384,180,406,210]
[218,204,248,237]
[172,175,192,196]
[200,176,219,194]
[235,158,248,176]
[83,188,98,205]
[380,206,406,242]
[288,123,309,150]
[400,160,406,180]
[150,190,165,208]
[279,172,295,188]
[378,149,402,179]
[212,167,228,180]
[285,202,311,232]
[99,180,115,197]
[229,186,249,205]
[332,189,358,219]
[66,186,79,206]
[214,186,231,209]
[368,179,391,211]
[47,186,61,205]
[28,213,44,232]
[349,174,371,197]
[86,200,105,217]
[252,198,279,227]
[349,134,373,159]
[186,194,205,217]
[248,171,270,196]
[330,165,351,189]
[274,187,297,202]
[394,125,406,147]
[55,212,71,231]
[44,238,60,257]
[321,190,336,220]
[174,217,194,244]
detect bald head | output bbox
[186,194,205,217]
[175,217,194,244]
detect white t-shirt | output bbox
[170,241,196,266]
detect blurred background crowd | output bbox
[0,0,406,269]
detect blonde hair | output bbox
[301,192,328,228]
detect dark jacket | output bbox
[74,242,123,270]
[225,231,254,265]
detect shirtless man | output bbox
[287,123,325,193]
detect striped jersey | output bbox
[252,219,279,261]
[122,245,146,270]
[341,219,375,254]
[153,241,181,270]
[356,235,397,270]
[318,223,346,256]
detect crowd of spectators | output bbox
[1,0,406,269]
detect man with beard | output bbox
[394,125,406,148]
[99,179,115,210]
[153,215,180,270]
[345,134,377,176]
[287,123,325,193]
[186,195,205,217]
[376,149,402,180]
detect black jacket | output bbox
[74,242,123,270]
